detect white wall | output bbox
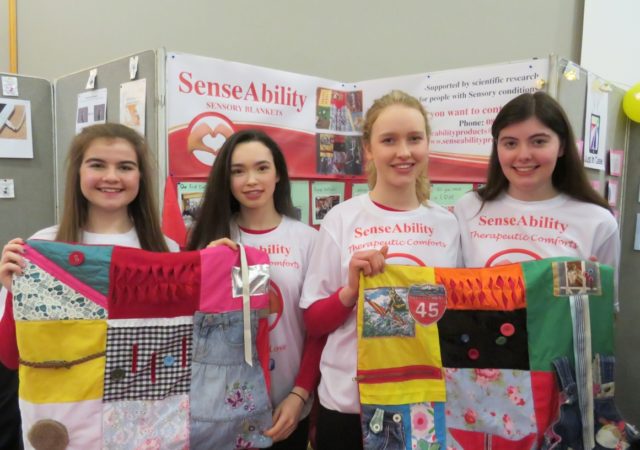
[2,0,584,80]
[581,0,639,88]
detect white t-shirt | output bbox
[0,226,179,319]
[232,217,317,417]
[299,194,460,413]
[453,192,619,268]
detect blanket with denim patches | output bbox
[9,240,273,450]
[356,257,615,450]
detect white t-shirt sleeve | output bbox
[28,225,59,241]
[592,215,620,311]
[591,217,620,269]
[299,222,343,309]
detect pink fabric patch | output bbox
[199,246,269,313]
[20,398,103,450]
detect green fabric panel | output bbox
[524,257,614,372]
[27,239,113,296]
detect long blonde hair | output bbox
[56,123,169,251]
[362,90,431,204]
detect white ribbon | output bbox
[570,293,595,449]
[238,243,253,366]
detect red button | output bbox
[68,251,85,266]
[500,322,515,337]
[468,348,480,360]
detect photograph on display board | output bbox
[316,133,363,175]
[315,87,363,132]
[177,181,207,231]
[120,78,147,136]
[76,88,108,134]
[311,181,344,225]
[589,114,600,154]
[0,97,34,158]
[314,195,340,222]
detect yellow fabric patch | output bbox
[357,265,445,405]
[16,320,107,403]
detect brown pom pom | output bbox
[28,419,70,450]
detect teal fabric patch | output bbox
[27,239,113,296]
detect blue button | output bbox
[163,355,176,367]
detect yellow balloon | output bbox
[623,82,640,123]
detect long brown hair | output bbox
[187,129,297,250]
[478,91,610,211]
[362,90,431,204]
[56,123,169,251]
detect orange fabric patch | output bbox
[435,264,525,310]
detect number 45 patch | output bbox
[408,284,447,326]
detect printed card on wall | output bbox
[583,73,609,171]
[290,180,310,225]
[0,98,33,158]
[430,183,474,211]
[176,181,206,231]
[76,88,107,133]
[119,79,146,136]
[351,182,370,198]
[0,178,15,198]
[311,181,344,225]
[608,149,624,177]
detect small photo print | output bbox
[589,114,600,154]
[553,260,602,296]
[94,104,106,122]
[177,182,206,231]
[77,106,89,124]
[363,287,415,338]
[315,87,363,132]
[316,133,363,175]
[314,195,340,221]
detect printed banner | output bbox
[166,53,349,179]
[166,53,548,183]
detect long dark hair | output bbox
[478,91,610,211]
[56,123,169,251]
[187,129,297,250]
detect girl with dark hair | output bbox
[187,129,320,449]
[454,92,619,305]
[300,91,460,450]
[0,123,178,448]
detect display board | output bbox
[53,50,161,213]
[0,73,55,245]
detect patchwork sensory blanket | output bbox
[8,240,273,450]
[357,258,616,450]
